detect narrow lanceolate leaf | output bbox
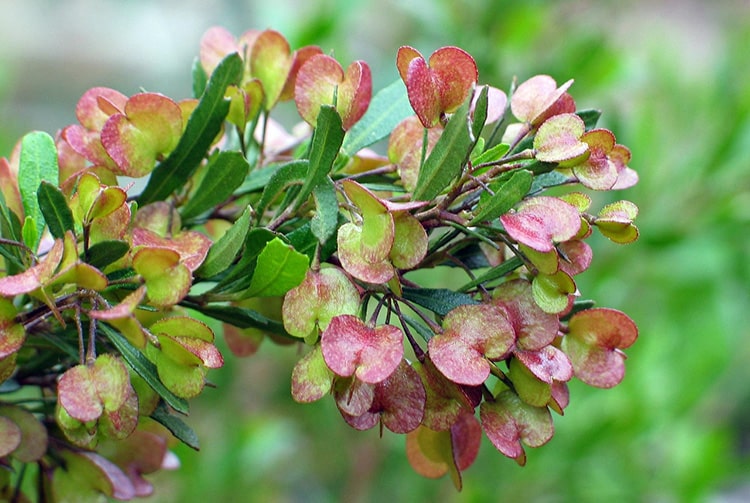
[37,181,74,239]
[100,323,189,415]
[530,171,570,194]
[0,193,23,273]
[255,160,308,220]
[458,256,524,292]
[577,108,602,130]
[342,79,413,156]
[18,131,59,249]
[84,240,130,269]
[196,205,252,278]
[192,56,209,99]
[0,191,21,243]
[470,169,533,224]
[295,106,345,210]
[138,53,243,205]
[181,151,250,220]
[413,96,472,201]
[471,85,488,141]
[21,218,38,252]
[183,302,290,336]
[244,237,309,297]
[207,228,277,295]
[401,287,479,317]
[310,177,340,243]
[236,163,281,194]
[151,402,200,450]
[472,142,510,167]
[287,216,343,263]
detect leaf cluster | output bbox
[0,26,640,500]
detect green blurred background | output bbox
[2,0,750,501]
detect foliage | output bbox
[0,25,641,500]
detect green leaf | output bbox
[471,86,488,141]
[244,237,309,297]
[342,79,413,156]
[0,379,20,394]
[84,240,129,269]
[196,206,252,278]
[470,169,533,224]
[472,142,510,166]
[310,177,339,244]
[99,323,189,415]
[0,191,21,243]
[295,105,344,210]
[37,181,74,239]
[38,329,80,361]
[105,267,137,283]
[358,183,406,193]
[18,131,58,249]
[443,243,491,269]
[458,256,524,292]
[255,160,308,220]
[184,302,289,335]
[138,53,243,205]
[208,228,277,295]
[151,401,200,450]
[181,151,250,220]
[401,287,479,317]
[286,216,342,263]
[192,56,209,99]
[564,299,597,321]
[236,162,280,193]
[512,160,556,176]
[401,313,436,342]
[530,170,570,193]
[510,135,534,156]
[473,137,486,160]
[21,217,38,251]
[577,108,602,130]
[413,96,472,201]
[0,192,24,273]
[0,241,22,274]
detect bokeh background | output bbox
[2,0,750,501]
